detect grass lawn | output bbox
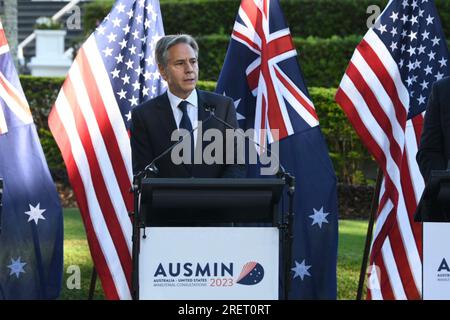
[337,219,369,300]
[61,208,369,300]
[62,208,104,300]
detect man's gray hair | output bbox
[155,34,199,68]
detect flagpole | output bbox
[283,172,295,300]
[356,168,383,300]
[88,267,97,300]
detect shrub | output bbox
[20,75,64,131]
[83,0,450,39]
[309,87,373,184]
[83,0,115,35]
[35,17,64,30]
[196,34,363,87]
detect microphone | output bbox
[203,104,287,176]
[140,108,214,178]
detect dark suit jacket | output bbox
[415,77,450,221]
[130,89,246,178]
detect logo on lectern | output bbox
[438,258,450,272]
[150,260,266,288]
[236,261,264,285]
[436,258,450,282]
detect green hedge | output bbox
[20,76,371,184]
[197,34,363,87]
[72,30,449,88]
[81,0,450,87]
[21,75,63,131]
[83,0,115,35]
[309,87,372,184]
[199,34,450,86]
[20,76,65,169]
[199,35,450,86]
[84,0,450,39]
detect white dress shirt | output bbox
[167,89,198,148]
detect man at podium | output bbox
[415,77,450,221]
[130,34,245,178]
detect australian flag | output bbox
[0,22,63,299]
[216,0,338,299]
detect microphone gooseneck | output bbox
[140,106,214,178]
[203,103,286,176]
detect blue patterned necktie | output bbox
[178,100,194,167]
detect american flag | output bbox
[48,0,165,299]
[217,0,338,299]
[336,0,449,299]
